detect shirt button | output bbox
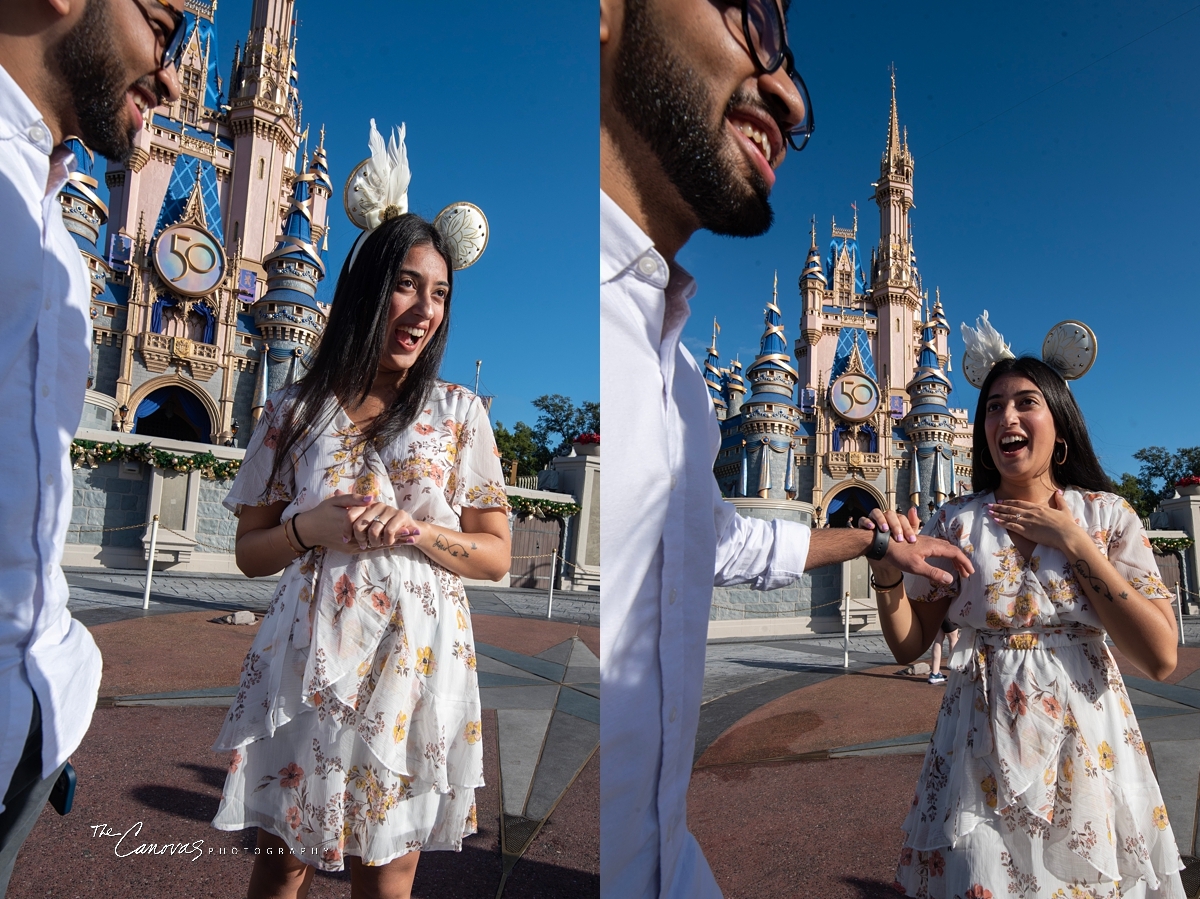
[44,298,51,310]
[41,385,49,397]
[637,256,658,276]
[669,707,678,723]
[670,475,678,490]
[45,475,53,486]
[669,588,677,605]
[28,125,46,144]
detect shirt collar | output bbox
[0,61,54,154]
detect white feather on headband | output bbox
[356,119,410,231]
[960,311,1015,388]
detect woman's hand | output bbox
[345,500,421,551]
[858,507,921,583]
[987,490,1080,552]
[291,491,378,549]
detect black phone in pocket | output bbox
[49,763,75,816]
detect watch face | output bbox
[830,373,880,422]
[153,224,226,297]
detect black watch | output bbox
[866,527,891,561]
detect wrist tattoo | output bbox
[433,534,470,559]
[1073,559,1118,602]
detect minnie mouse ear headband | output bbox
[960,310,1098,389]
[343,119,490,271]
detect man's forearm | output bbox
[804,528,873,570]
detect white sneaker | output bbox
[928,672,947,685]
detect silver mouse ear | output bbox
[434,202,489,271]
[1042,320,1098,381]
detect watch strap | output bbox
[866,526,891,561]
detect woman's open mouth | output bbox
[395,325,426,351]
[998,434,1029,457]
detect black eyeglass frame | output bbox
[135,0,189,70]
[738,0,814,151]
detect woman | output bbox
[862,355,1184,899]
[211,214,511,899]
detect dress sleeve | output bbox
[903,506,963,603]
[448,395,510,512]
[1105,496,1175,602]
[222,393,295,514]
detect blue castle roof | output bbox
[155,154,224,242]
[825,235,868,294]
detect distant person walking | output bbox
[927,619,958,685]
[0,1,181,892]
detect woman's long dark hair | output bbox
[971,356,1111,494]
[264,214,454,494]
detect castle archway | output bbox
[821,481,883,529]
[127,377,219,444]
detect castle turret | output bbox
[725,357,747,418]
[903,296,955,519]
[742,274,801,499]
[704,318,728,420]
[870,71,921,398]
[254,164,328,395]
[797,217,826,374]
[59,139,111,300]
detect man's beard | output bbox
[612,0,773,237]
[54,0,152,162]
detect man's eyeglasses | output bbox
[739,0,814,151]
[135,0,189,70]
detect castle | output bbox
[62,0,330,448]
[705,78,975,634]
[705,77,974,530]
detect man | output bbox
[0,0,182,890]
[599,1,974,896]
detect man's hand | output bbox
[858,508,974,586]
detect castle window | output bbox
[178,67,202,125]
[241,335,253,346]
[258,158,265,179]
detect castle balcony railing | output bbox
[827,450,883,480]
[138,332,220,381]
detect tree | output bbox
[1113,445,1200,519]
[493,394,599,479]
[493,420,547,479]
[532,394,600,458]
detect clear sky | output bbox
[678,0,1199,481]
[195,1,596,433]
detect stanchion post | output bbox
[1178,586,1186,646]
[843,590,851,668]
[142,514,159,611]
[546,550,557,620]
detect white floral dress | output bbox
[210,381,509,871]
[895,489,1185,899]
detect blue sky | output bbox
[197,1,596,434]
[678,0,1199,481]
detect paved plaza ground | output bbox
[690,618,1200,899]
[4,569,599,899]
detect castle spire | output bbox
[886,64,901,165]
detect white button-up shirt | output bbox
[600,192,810,898]
[0,61,103,800]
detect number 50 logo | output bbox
[153,224,226,297]
[830,373,880,422]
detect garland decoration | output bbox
[507,493,580,520]
[71,439,241,481]
[1149,536,1194,554]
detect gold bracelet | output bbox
[281,518,303,555]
